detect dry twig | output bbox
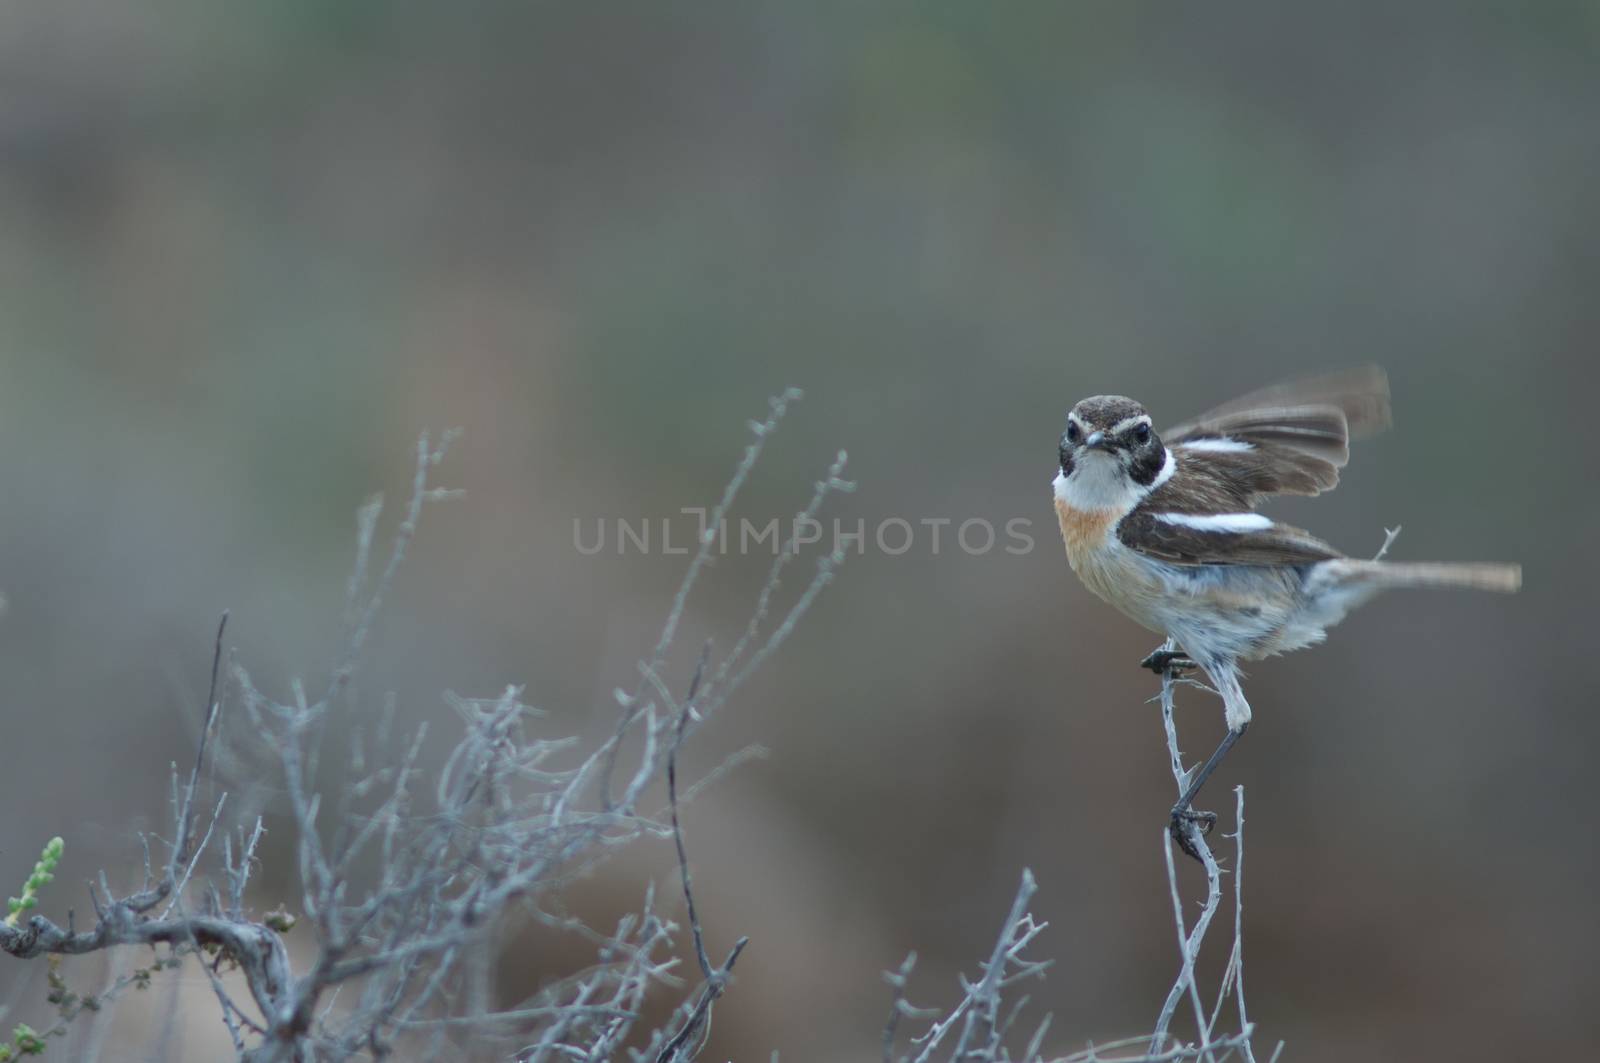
[881,656,1274,1062]
[0,395,848,1062]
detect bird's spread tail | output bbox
[1331,559,1522,593]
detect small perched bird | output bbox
[1051,367,1519,856]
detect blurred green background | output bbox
[0,2,1593,1058]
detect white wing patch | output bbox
[1176,438,1254,453]
[1154,512,1273,532]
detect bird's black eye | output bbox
[1066,422,1081,443]
[1132,423,1151,444]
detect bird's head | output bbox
[1056,395,1171,510]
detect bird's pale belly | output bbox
[1054,497,1301,659]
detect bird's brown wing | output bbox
[1161,366,1391,499]
[1118,509,1344,567]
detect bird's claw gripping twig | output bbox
[1169,804,1217,863]
[1141,648,1197,676]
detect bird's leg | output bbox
[1169,723,1248,862]
[1140,645,1197,676]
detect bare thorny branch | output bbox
[0,392,852,1062]
[881,660,1277,1063]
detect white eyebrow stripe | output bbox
[1109,414,1153,435]
[1153,512,1273,532]
[1176,438,1254,453]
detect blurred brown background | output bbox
[0,2,1594,1059]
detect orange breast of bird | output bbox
[1054,497,1167,633]
[1054,497,1121,571]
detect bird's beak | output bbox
[1085,431,1108,450]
